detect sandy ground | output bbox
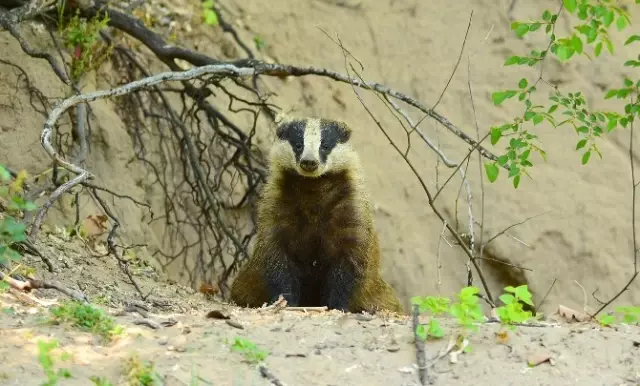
[0,235,638,386]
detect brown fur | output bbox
[229,117,403,314]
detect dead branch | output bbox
[28,63,256,240]
[412,304,431,385]
[0,270,87,302]
[259,365,285,386]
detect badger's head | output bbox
[270,117,356,178]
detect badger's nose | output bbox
[300,158,319,172]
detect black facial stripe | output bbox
[318,119,350,163]
[277,120,306,161]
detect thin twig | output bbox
[592,99,639,318]
[483,212,549,247]
[431,10,473,111]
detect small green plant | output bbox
[37,339,72,386]
[124,354,163,386]
[57,1,112,80]
[202,0,219,26]
[598,305,640,326]
[495,285,535,331]
[253,35,266,50]
[449,286,485,333]
[0,165,36,271]
[89,375,113,386]
[411,286,486,342]
[410,295,449,339]
[48,300,124,342]
[230,336,269,363]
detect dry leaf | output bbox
[556,304,590,322]
[199,283,218,297]
[82,214,109,238]
[495,330,510,344]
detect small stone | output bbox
[387,345,400,352]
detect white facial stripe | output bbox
[301,118,322,161]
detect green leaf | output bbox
[562,0,577,13]
[499,294,515,305]
[490,127,502,145]
[513,174,521,189]
[532,114,544,125]
[625,35,640,45]
[616,15,628,31]
[605,39,614,54]
[624,78,633,87]
[518,78,528,89]
[542,10,552,21]
[571,35,583,54]
[581,150,591,165]
[428,319,445,338]
[504,56,522,66]
[576,138,587,150]
[415,323,427,340]
[515,23,530,37]
[204,10,219,25]
[604,89,618,99]
[491,90,518,105]
[524,111,536,121]
[3,248,21,262]
[603,10,615,27]
[556,45,574,61]
[0,166,10,182]
[485,163,499,183]
[594,42,603,57]
[598,314,615,326]
[548,104,558,114]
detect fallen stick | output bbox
[259,364,285,386]
[0,271,87,302]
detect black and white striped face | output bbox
[272,117,353,177]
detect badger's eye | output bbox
[320,144,330,151]
[294,143,303,151]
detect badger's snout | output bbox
[299,157,319,172]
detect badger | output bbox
[229,115,403,314]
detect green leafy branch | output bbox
[484,0,638,188]
[597,305,640,326]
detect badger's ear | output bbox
[275,122,287,140]
[334,121,352,143]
